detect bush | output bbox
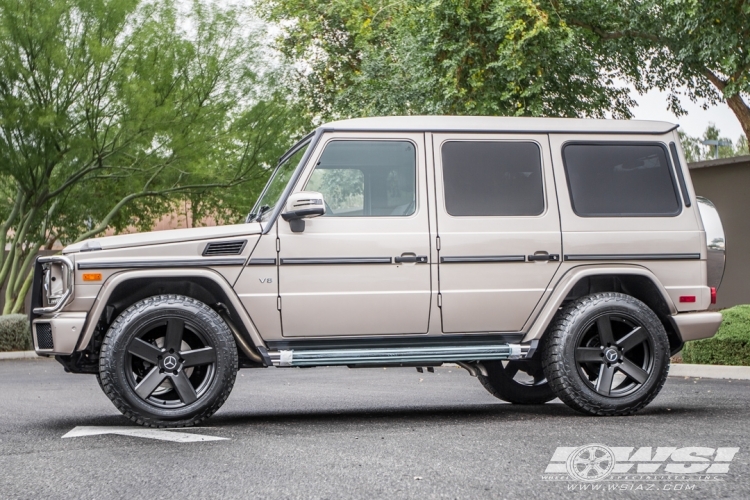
[0,314,31,352]
[682,305,750,366]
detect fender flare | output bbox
[76,268,266,353]
[522,264,678,343]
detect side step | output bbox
[268,343,530,367]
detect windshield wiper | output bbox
[247,205,271,223]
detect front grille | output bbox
[203,240,247,256]
[35,323,54,350]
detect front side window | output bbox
[563,143,681,217]
[305,140,416,217]
[441,141,545,216]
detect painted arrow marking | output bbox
[62,426,228,443]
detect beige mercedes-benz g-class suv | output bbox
[30,116,725,426]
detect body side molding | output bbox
[280,257,393,265]
[78,258,246,270]
[440,255,526,263]
[564,253,700,262]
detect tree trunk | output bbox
[703,69,750,143]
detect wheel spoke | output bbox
[181,347,216,368]
[170,372,197,405]
[576,347,603,364]
[164,318,184,352]
[128,338,161,364]
[595,364,616,396]
[504,362,520,379]
[596,316,615,346]
[134,367,167,399]
[618,359,649,384]
[616,326,647,353]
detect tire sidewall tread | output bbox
[99,294,238,428]
[541,292,670,416]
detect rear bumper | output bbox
[31,312,87,355]
[671,311,723,342]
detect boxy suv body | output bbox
[30,116,725,426]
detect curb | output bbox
[668,363,750,381]
[0,350,41,360]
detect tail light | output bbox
[711,287,717,304]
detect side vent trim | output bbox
[203,240,247,257]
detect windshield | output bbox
[250,139,311,223]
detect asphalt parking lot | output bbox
[1,358,749,500]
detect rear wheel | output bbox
[477,359,556,404]
[542,292,669,416]
[99,295,238,427]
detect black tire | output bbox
[541,292,670,416]
[478,359,556,404]
[99,295,238,427]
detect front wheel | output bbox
[541,292,670,416]
[99,295,238,427]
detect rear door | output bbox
[432,134,561,333]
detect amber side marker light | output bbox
[82,273,102,282]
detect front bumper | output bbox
[671,311,723,342]
[31,312,87,355]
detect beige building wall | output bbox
[689,155,750,309]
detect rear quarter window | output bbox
[562,143,681,217]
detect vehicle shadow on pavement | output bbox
[202,401,706,429]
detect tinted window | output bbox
[306,140,416,217]
[563,143,681,217]
[441,141,544,216]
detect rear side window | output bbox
[441,141,544,216]
[563,143,681,217]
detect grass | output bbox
[0,314,31,352]
[681,305,750,366]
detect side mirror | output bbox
[281,191,326,232]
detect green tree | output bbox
[261,0,635,120]
[265,0,750,145]
[548,0,750,143]
[679,125,748,162]
[0,0,306,313]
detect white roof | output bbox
[322,116,677,134]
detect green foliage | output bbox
[0,314,30,351]
[679,125,749,163]
[263,0,750,143]
[549,0,750,142]
[260,0,635,120]
[682,305,750,366]
[0,0,310,313]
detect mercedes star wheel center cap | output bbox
[604,348,619,363]
[163,355,178,370]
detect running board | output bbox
[268,343,530,367]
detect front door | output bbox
[277,133,432,337]
[432,134,562,333]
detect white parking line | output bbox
[62,426,229,443]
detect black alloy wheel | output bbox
[126,317,217,407]
[99,295,238,427]
[542,292,670,416]
[574,314,654,398]
[478,358,556,404]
